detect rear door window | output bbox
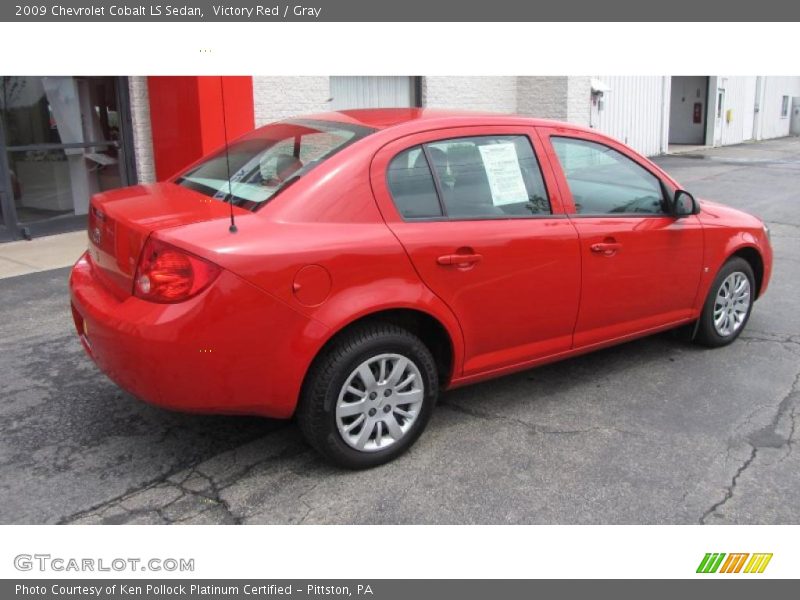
[387,147,444,219]
[386,135,551,220]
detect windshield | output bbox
[175,119,375,210]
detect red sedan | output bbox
[69,109,773,468]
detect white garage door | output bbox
[329,77,416,110]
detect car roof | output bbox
[293,108,594,134]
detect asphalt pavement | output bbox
[0,137,798,524]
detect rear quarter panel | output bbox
[160,144,466,384]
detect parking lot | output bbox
[0,137,798,525]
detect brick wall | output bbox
[516,77,569,120]
[566,76,591,126]
[422,76,517,113]
[252,76,330,126]
[515,76,591,126]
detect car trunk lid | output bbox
[87,182,244,298]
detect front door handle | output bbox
[437,253,483,267]
[590,241,622,256]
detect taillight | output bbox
[88,203,104,247]
[134,237,221,303]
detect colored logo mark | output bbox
[696,553,773,574]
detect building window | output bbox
[781,95,790,118]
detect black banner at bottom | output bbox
[3,580,796,600]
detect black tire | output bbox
[296,322,439,469]
[694,257,755,348]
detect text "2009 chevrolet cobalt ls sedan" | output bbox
[70,109,772,468]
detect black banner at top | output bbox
[2,0,799,22]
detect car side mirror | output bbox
[673,190,698,217]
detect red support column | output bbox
[147,76,255,181]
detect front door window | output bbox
[550,136,667,215]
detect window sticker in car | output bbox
[478,143,529,206]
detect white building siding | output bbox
[252,76,330,127]
[329,77,414,110]
[422,76,517,113]
[742,76,757,141]
[709,76,799,145]
[715,76,754,146]
[591,76,669,157]
[758,76,800,140]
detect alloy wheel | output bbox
[713,271,751,337]
[335,353,425,452]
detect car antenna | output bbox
[219,77,237,234]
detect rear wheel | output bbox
[694,257,755,347]
[296,322,438,469]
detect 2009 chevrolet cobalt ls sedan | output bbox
[70,109,772,468]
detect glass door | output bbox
[0,108,15,241]
[0,76,134,240]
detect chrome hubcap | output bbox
[336,353,424,452]
[713,271,751,337]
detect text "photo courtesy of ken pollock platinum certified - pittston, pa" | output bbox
[16,584,373,597]
[45,4,324,18]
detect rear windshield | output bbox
[176,119,375,210]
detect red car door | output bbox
[537,126,704,348]
[371,126,581,377]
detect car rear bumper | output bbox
[69,252,328,418]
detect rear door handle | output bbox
[590,242,622,255]
[437,253,483,267]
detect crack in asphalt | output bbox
[296,481,322,525]
[192,467,243,525]
[55,469,187,525]
[740,331,800,346]
[438,400,639,437]
[738,333,800,357]
[53,432,263,525]
[747,369,800,454]
[699,446,758,524]
[766,220,800,230]
[700,368,800,524]
[61,434,310,525]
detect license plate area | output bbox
[71,303,93,354]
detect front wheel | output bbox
[694,257,755,347]
[296,322,439,469]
